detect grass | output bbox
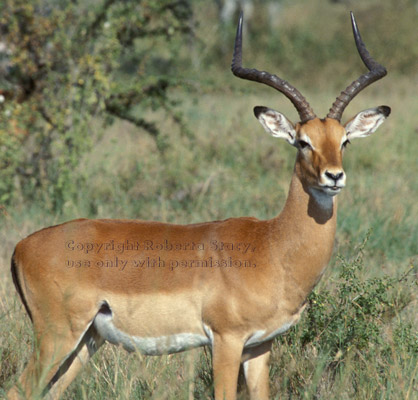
[1,0,417,398]
[1,80,416,398]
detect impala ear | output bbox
[254,106,296,145]
[345,106,391,140]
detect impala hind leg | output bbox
[212,334,244,400]
[242,340,272,400]
[7,322,103,400]
[43,324,104,399]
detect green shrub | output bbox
[0,0,193,211]
[274,232,416,398]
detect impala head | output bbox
[232,12,390,199]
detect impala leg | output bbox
[7,323,102,400]
[44,325,104,400]
[7,331,74,399]
[7,354,38,400]
[212,334,244,400]
[242,340,272,400]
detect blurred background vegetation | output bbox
[0,0,417,398]
[0,0,417,215]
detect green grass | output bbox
[1,81,416,399]
[1,0,417,398]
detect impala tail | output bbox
[11,251,32,322]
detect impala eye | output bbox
[298,140,311,150]
[342,139,351,148]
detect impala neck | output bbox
[272,161,338,294]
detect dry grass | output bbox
[1,0,417,397]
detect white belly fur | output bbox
[245,303,308,348]
[94,300,305,354]
[94,312,210,355]
[244,321,293,348]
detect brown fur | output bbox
[8,111,389,399]
[7,118,341,400]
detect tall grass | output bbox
[1,0,417,398]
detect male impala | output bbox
[8,12,389,400]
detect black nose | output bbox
[325,171,344,181]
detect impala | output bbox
[8,12,389,400]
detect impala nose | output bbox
[325,171,344,182]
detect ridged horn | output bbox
[231,12,316,123]
[327,12,387,121]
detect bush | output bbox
[0,0,193,211]
[274,232,417,398]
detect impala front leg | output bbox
[212,334,244,400]
[242,340,272,400]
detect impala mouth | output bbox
[323,185,343,196]
[315,182,344,196]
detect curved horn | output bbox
[231,12,316,123]
[327,12,387,121]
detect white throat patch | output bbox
[309,188,335,210]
